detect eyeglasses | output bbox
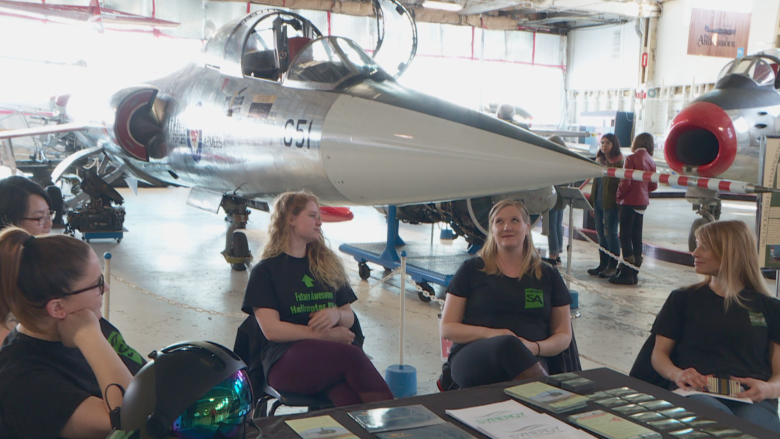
[61,274,105,298]
[21,210,55,227]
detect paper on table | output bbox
[672,388,753,404]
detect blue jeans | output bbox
[594,204,620,258]
[687,394,780,433]
[546,207,565,256]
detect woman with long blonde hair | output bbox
[241,191,393,406]
[651,220,780,432]
[440,199,574,388]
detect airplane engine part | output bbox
[664,101,737,178]
[65,203,126,234]
[379,187,556,247]
[108,88,162,162]
[64,168,126,236]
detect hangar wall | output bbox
[564,0,780,142]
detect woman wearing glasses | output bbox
[0,176,56,343]
[0,227,145,438]
[0,175,55,235]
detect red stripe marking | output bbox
[660,174,670,184]
[719,181,731,191]
[678,176,689,186]
[642,172,654,182]
[697,178,710,188]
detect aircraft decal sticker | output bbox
[188,128,203,162]
[248,94,276,119]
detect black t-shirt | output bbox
[653,285,780,382]
[241,253,357,376]
[447,257,572,359]
[0,318,145,439]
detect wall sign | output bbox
[687,8,751,58]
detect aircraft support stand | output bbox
[221,196,253,271]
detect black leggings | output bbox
[267,339,394,407]
[449,335,540,388]
[619,205,645,260]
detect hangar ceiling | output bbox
[237,0,663,32]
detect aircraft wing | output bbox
[530,129,589,138]
[0,122,98,140]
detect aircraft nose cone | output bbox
[319,94,603,205]
[664,101,737,178]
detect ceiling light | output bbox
[423,1,463,12]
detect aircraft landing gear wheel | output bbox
[688,217,711,252]
[358,263,370,280]
[231,232,250,272]
[417,282,434,302]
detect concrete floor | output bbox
[87,187,774,398]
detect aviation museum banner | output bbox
[687,8,751,58]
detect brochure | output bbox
[349,405,445,433]
[285,415,360,439]
[377,423,478,439]
[446,400,594,439]
[568,410,661,439]
[672,388,752,404]
[504,381,589,413]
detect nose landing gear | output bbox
[220,196,253,271]
[686,188,721,252]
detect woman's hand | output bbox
[672,367,710,391]
[57,309,100,348]
[489,328,517,338]
[318,326,355,344]
[308,307,341,331]
[733,377,780,402]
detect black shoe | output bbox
[609,264,637,285]
[588,252,608,276]
[542,257,558,266]
[599,259,618,278]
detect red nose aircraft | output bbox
[664,49,780,250]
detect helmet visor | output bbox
[172,369,253,439]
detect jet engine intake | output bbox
[109,88,162,162]
[664,101,737,178]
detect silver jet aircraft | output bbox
[1,4,603,269]
[664,50,780,250]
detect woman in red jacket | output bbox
[611,133,657,285]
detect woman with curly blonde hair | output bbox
[241,191,392,406]
[440,199,574,388]
[651,220,780,431]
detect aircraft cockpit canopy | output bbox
[285,37,388,90]
[717,54,780,89]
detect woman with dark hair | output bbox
[440,200,573,388]
[0,228,144,438]
[0,175,53,236]
[241,191,393,406]
[651,220,780,432]
[611,133,657,284]
[587,134,624,278]
[0,176,55,343]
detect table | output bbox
[249,368,777,439]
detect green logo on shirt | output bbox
[749,311,767,327]
[302,274,314,288]
[106,330,144,365]
[525,289,544,309]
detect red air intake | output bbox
[664,101,737,178]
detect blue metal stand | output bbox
[339,206,477,300]
[378,206,405,264]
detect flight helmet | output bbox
[120,341,253,439]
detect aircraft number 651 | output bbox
[284,118,314,149]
